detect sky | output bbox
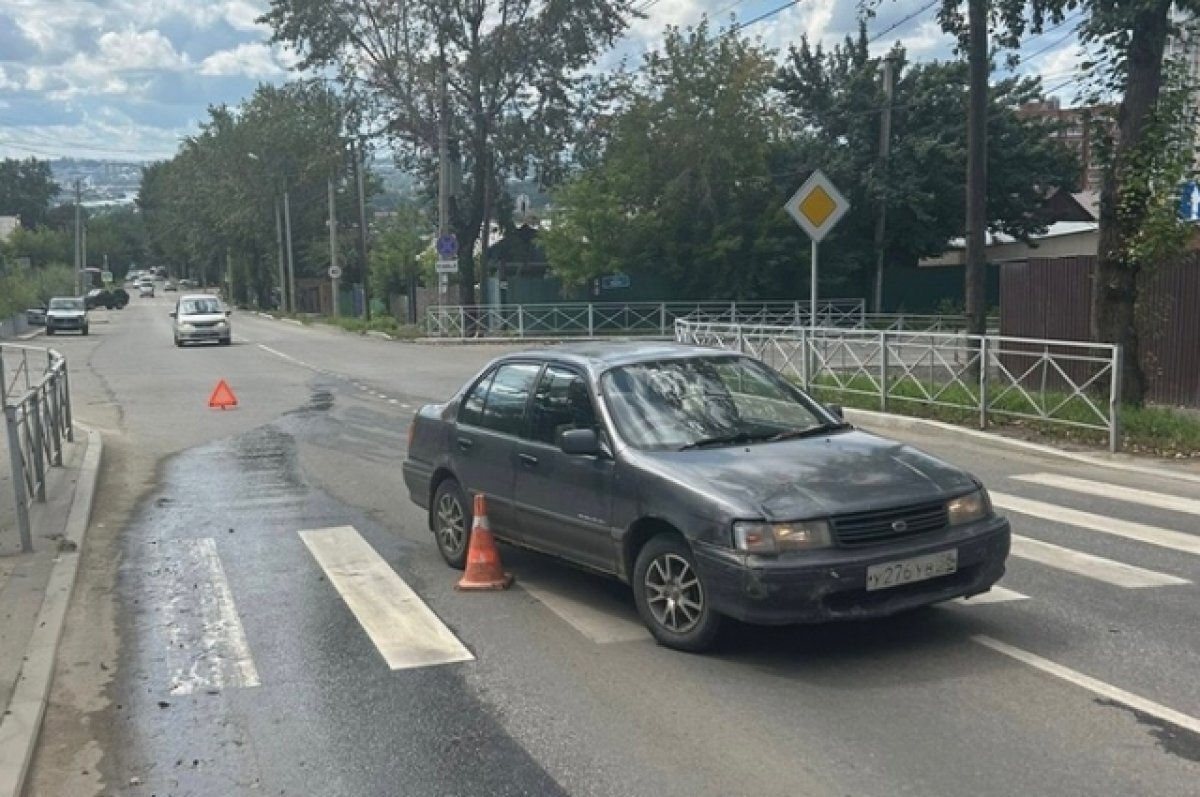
[0,0,1087,163]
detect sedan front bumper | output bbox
[693,516,1011,625]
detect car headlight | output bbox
[733,520,832,553]
[216,320,228,328]
[947,489,990,526]
[180,323,195,331]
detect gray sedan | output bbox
[403,343,1011,652]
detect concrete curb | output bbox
[843,408,1200,485]
[17,328,44,342]
[409,336,674,346]
[364,330,394,341]
[0,427,102,797]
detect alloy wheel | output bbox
[643,553,704,634]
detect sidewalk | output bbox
[0,428,101,797]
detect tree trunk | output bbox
[1092,0,1172,407]
[964,0,988,339]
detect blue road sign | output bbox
[436,234,458,259]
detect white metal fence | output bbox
[425,299,867,338]
[675,320,1123,452]
[2,344,74,552]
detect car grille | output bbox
[830,500,948,547]
[193,320,220,328]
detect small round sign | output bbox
[328,265,343,280]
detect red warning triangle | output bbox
[208,379,238,410]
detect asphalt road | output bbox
[26,294,1200,796]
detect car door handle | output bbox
[456,436,475,451]
[518,453,539,468]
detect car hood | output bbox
[178,313,225,323]
[47,309,85,317]
[635,430,977,520]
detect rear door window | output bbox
[477,363,540,436]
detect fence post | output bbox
[659,304,667,335]
[62,361,74,442]
[517,305,525,338]
[979,336,990,430]
[5,405,33,552]
[801,327,811,391]
[46,381,62,467]
[588,304,595,337]
[1109,344,1123,453]
[30,391,46,502]
[879,331,889,412]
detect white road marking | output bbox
[973,635,1200,736]
[519,575,650,644]
[389,399,400,405]
[1013,473,1200,516]
[299,526,474,670]
[991,492,1200,556]
[954,585,1029,605]
[257,344,306,367]
[1011,535,1189,589]
[160,538,260,695]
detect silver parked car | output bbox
[402,343,1011,652]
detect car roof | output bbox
[178,293,219,302]
[498,341,738,374]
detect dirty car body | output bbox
[403,343,1011,651]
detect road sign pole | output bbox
[811,239,818,331]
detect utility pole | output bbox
[283,188,296,313]
[353,140,371,320]
[73,180,82,295]
[965,0,989,339]
[328,174,339,317]
[873,57,895,316]
[275,196,286,312]
[437,47,450,311]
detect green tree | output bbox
[369,202,434,302]
[775,28,1079,303]
[544,20,797,298]
[0,158,59,228]
[260,0,640,306]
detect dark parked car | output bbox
[403,343,1011,652]
[26,306,47,326]
[84,288,129,310]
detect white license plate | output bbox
[866,549,958,592]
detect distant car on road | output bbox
[139,282,155,298]
[85,288,130,310]
[26,306,47,326]
[45,297,89,336]
[171,294,231,346]
[164,281,177,292]
[403,343,1011,652]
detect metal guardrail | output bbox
[676,320,1123,452]
[424,300,867,338]
[1,344,74,552]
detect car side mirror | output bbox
[561,428,601,457]
[169,311,176,318]
[827,404,844,420]
[225,310,232,316]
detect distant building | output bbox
[1016,98,1107,191]
[0,216,19,242]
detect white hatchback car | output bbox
[171,294,231,347]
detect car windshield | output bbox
[181,298,221,314]
[601,356,833,451]
[49,298,83,310]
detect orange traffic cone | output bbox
[456,494,514,591]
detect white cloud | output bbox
[0,67,21,91]
[97,28,190,71]
[198,42,287,77]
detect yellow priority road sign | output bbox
[785,170,849,242]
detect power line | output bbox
[1017,26,1080,65]
[868,0,939,44]
[728,0,805,34]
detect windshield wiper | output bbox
[678,431,771,451]
[767,422,851,442]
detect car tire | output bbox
[174,337,183,347]
[632,534,722,652]
[432,478,472,570]
[220,338,231,346]
[46,327,55,336]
